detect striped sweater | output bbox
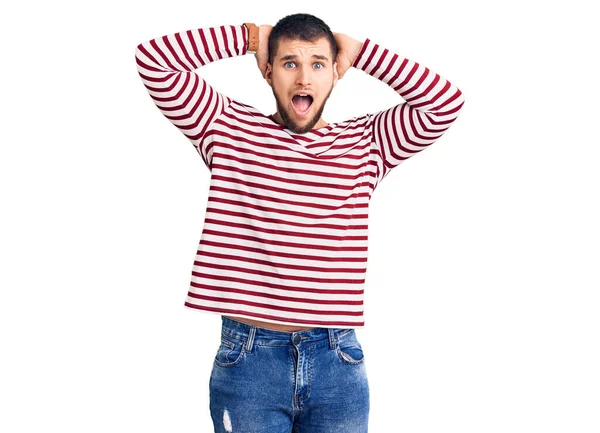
[135,24,464,328]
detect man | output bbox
[136,13,464,432]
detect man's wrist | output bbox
[244,23,259,53]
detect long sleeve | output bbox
[353,39,465,187]
[135,24,249,169]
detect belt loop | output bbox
[327,328,337,350]
[245,326,256,353]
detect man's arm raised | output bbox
[336,34,465,188]
[135,24,251,169]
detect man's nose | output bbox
[295,67,312,86]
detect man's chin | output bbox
[273,86,333,134]
[287,120,316,134]
[283,106,326,133]
[272,85,334,133]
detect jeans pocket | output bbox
[335,330,365,365]
[214,335,246,368]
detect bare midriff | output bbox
[224,315,316,333]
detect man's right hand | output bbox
[255,24,272,79]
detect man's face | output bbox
[266,37,338,134]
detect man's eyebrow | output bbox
[279,54,330,62]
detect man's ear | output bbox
[265,63,273,86]
[333,62,339,87]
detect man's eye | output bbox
[314,63,324,69]
[284,62,296,68]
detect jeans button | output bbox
[292,334,301,345]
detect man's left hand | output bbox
[333,32,363,79]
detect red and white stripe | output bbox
[136,24,464,328]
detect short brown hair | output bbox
[269,13,338,64]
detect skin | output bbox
[225,25,363,332]
[266,37,338,133]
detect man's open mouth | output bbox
[292,94,314,115]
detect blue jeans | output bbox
[209,316,370,433]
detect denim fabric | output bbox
[209,316,370,433]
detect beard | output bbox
[271,86,334,134]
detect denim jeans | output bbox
[209,316,370,433]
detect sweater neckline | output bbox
[265,114,342,158]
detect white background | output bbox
[1,0,599,432]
